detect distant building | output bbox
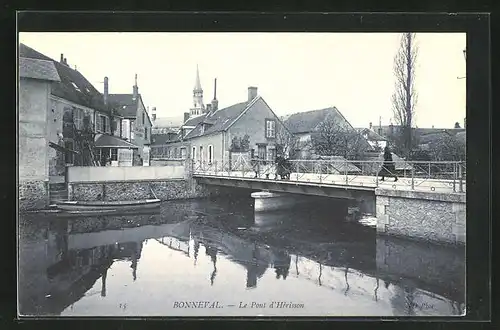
[151,114,183,134]
[283,107,371,159]
[355,127,387,151]
[152,84,290,163]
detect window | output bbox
[64,140,74,164]
[199,146,203,162]
[258,144,266,159]
[174,148,178,158]
[268,147,276,161]
[181,148,187,159]
[99,148,110,165]
[111,148,118,161]
[142,112,145,124]
[208,145,213,163]
[102,116,107,133]
[73,108,84,130]
[96,115,108,133]
[265,119,276,138]
[131,121,135,140]
[192,146,196,160]
[144,127,148,140]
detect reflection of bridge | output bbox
[163,223,463,315]
[192,159,466,194]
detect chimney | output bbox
[60,54,64,63]
[64,58,68,66]
[184,112,190,123]
[206,104,212,114]
[213,78,217,100]
[211,78,219,112]
[369,122,372,130]
[152,107,157,122]
[248,86,258,102]
[133,74,138,100]
[103,76,109,106]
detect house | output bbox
[283,107,372,159]
[18,57,61,211]
[108,74,153,165]
[371,123,465,148]
[19,44,137,173]
[355,127,387,151]
[155,85,291,165]
[151,109,183,134]
[414,128,466,150]
[150,129,179,159]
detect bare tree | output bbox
[311,117,370,160]
[275,124,298,159]
[391,33,418,158]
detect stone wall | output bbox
[68,179,220,202]
[375,188,466,245]
[19,180,49,211]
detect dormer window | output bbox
[200,124,205,134]
[71,82,81,92]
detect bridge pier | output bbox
[251,191,302,213]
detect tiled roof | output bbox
[284,107,350,134]
[19,43,109,113]
[107,94,138,118]
[183,101,249,139]
[19,57,60,81]
[94,134,138,149]
[152,116,183,128]
[151,133,178,145]
[418,131,452,144]
[355,128,387,141]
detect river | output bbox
[18,191,465,317]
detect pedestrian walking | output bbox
[379,146,398,182]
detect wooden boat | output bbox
[56,199,161,212]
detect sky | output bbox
[18,32,466,129]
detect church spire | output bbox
[194,64,202,91]
[190,65,204,117]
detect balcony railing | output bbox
[190,158,466,193]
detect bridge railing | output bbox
[191,159,466,193]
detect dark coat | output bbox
[379,150,396,176]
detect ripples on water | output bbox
[18,193,465,317]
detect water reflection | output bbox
[18,197,465,317]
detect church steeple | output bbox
[190,65,204,117]
[194,65,202,92]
